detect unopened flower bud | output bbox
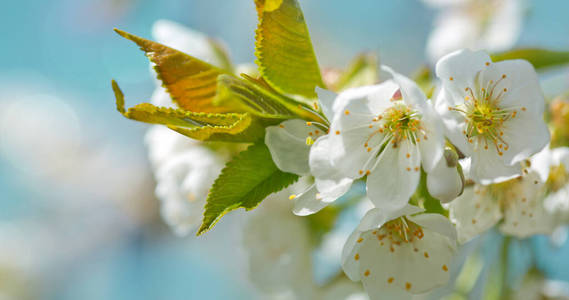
[427,148,465,203]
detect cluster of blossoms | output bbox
[114,1,569,298]
[262,47,562,298]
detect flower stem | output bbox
[499,236,512,300]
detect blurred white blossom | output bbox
[243,195,318,299]
[424,0,524,63]
[449,146,569,243]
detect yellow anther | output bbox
[306,136,314,145]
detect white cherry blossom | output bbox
[265,89,353,216]
[317,66,444,212]
[449,157,556,243]
[538,146,569,224]
[154,147,223,236]
[342,205,457,299]
[243,195,317,299]
[424,0,524,63]
[435,49,550,184]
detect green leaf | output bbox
[334,53,379,91]
[215,74,295,119]
[113,80,266,142]
[114,28,234,113]
[215,74,327,123]
[491,48,569,71]
[198,142,299,235]
[254,0,324,98]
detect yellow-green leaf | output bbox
[491,48,569,71]
[215,74,325,123]
[254,0,324,98]
[112,80,266,142]
[168,117,271,143]
[114,28,233,113]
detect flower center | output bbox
[379,217,424,245]
[449,74,524,156]
[366,103,425,150]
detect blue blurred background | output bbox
[1,0,569,299]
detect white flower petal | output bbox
[316,87,337,121]
[145,125,197,168]
[367,141,421,212]
[435,49,491,102]
[331,81,400,121]
[408,213,457,242]
[154,147,223,236]
[288,135,354,216]
[543,186,569,222]
[459,157,472,181]
[552,147,569,169]
[292,183,329,216]
[480,60,542,111]
[470,146,521,184]
[265,119,320,176]
[381,66,428,111]
[531,145,554,183]
[315,177,353,202]
[327,126,383,179]
[449,186,502,244]
[426,150,464,203]
[309,135,354,201]
[499,171,555,238]
[417,101,445,172]
[434,88,473,156]
[244,199,313,293]
[357,206,425,232]
[341,229,363,281]
[500,112,550,166]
